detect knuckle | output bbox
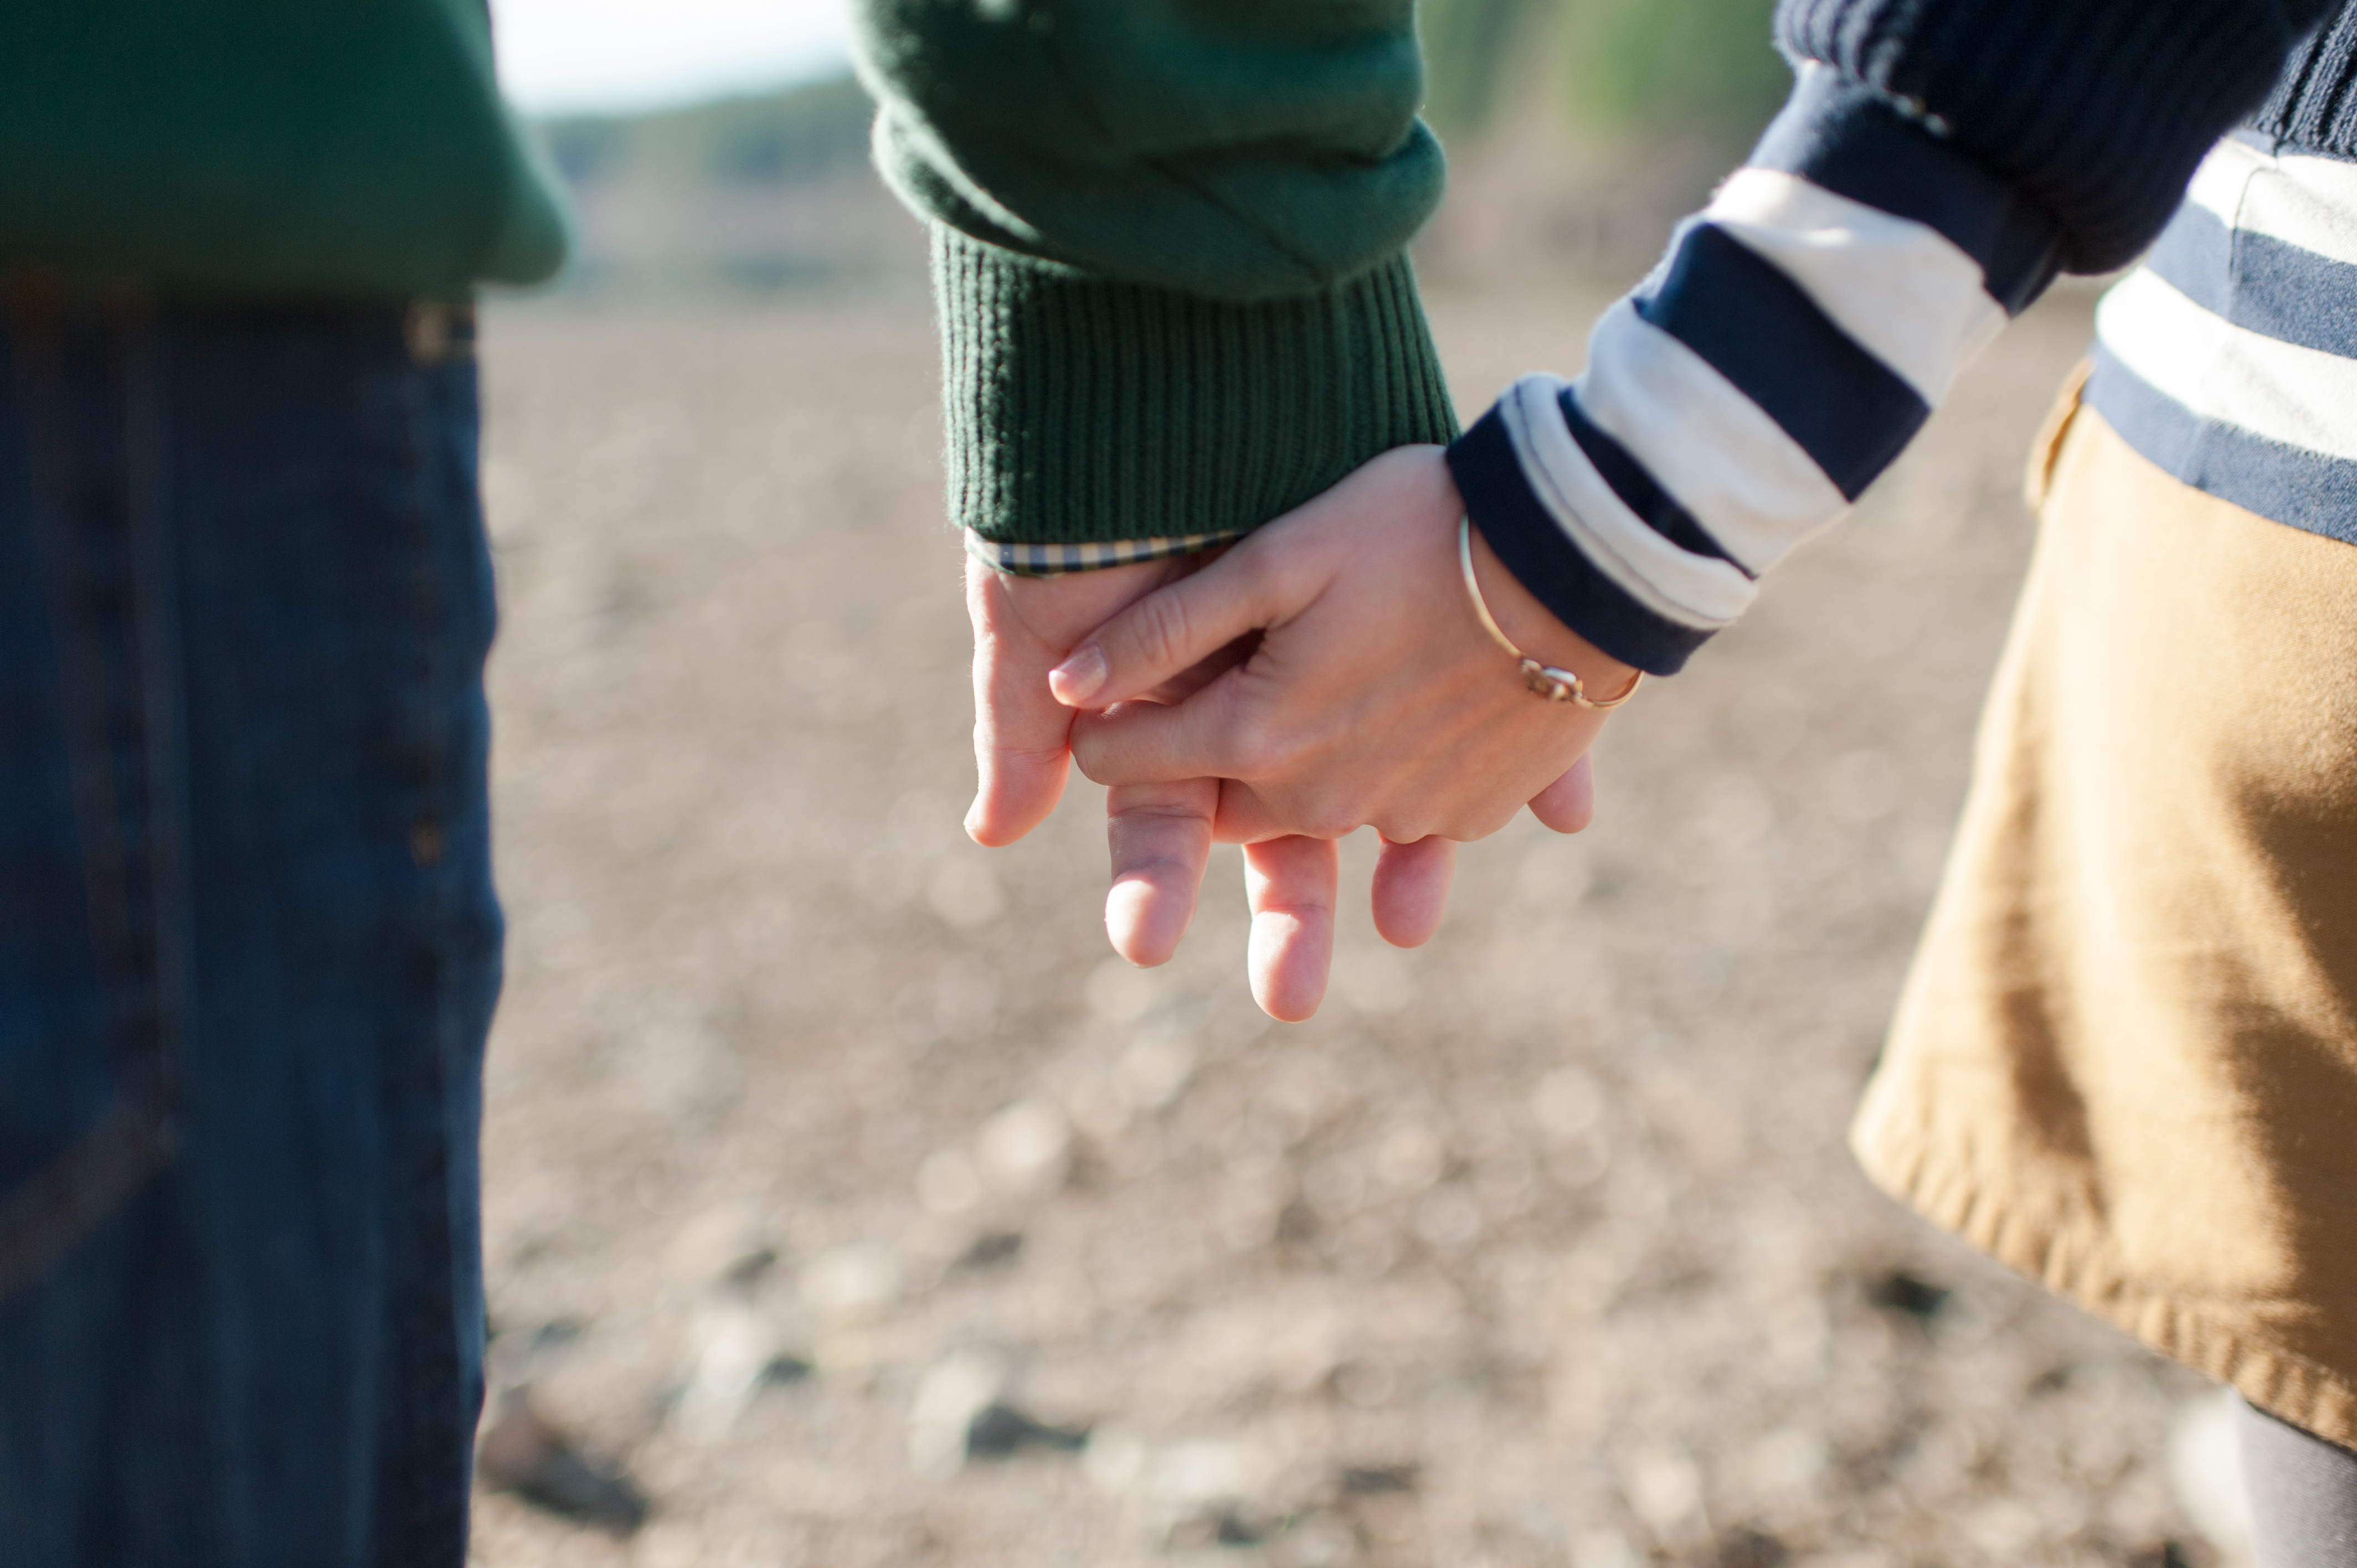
[1113,798,1211,829]
[1300,799,1361,842]
[1455,801,1517,842]
[1309,814,1357,843]
[1130,589,1195,672]
[1224,714,1283,778]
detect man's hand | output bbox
[964,552,1183,848]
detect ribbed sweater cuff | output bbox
[932,226,1460,545]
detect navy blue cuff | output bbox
[1774,0,2322,273]
[1749,64,2062,313]
[1445,406,1715,678]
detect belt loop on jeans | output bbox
[405,301,477,367]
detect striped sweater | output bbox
[2089,132,2357,542]
[1452,0,2344,675]
[1449,64,2061,674]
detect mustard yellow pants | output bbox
[1858,367,2357,1447]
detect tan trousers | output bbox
[1856,368,2357,1447]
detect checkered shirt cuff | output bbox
[961,528,1246,577]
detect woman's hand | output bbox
[965,443,1619,1021]
[1056,445,1626,848]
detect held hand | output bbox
[1056,444,1632,848]
[964,441,1617,1022]
[965,553,1385,1010]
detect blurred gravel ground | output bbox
[466,282,2221,1568]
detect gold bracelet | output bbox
[1458,514,1644,709]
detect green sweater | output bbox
[6,1,1447,544]
[854,1,1461,547]
[0,2,567,298]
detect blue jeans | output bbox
[0,292,501,1567]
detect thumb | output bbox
[1048,538,1305,710]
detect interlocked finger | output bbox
[1242,834,1339,1023]
[1370,835,1455,948]
[1104,778,1218,966]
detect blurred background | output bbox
[492,0,1792,303]
[466,4,2240,1566]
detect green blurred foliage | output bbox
[1419,0,1547,135]
[532,0,1793,195]
[1560,0,1788,145]
[537,75,873,190]
[1419,0,1789,149]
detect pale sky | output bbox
[494,0,855,116]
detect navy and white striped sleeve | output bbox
[1446,64,2064,675]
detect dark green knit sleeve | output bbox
[852,0,1460,547]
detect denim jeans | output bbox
[0,291,501,1567]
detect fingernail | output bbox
[1049,644,1107,705]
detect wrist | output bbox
[1464,519,1640,701]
